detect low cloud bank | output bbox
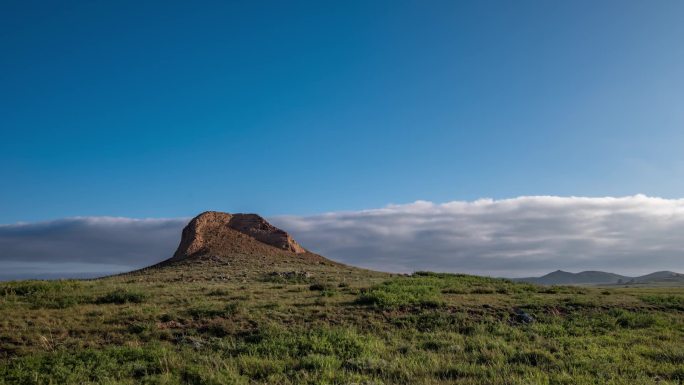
[0,217,187,280]
[272,195,684,277]
[2,195,684,279]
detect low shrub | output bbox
[609,308,661,329]
[187,302,241,319]
[95,289,147,304]
[356,278,443,309]
[261,271,312,284]
[356,273,536,309]
[1,280,87,309]
[508,350,557,368]
[309,283,334,291]
[0,280,82,297]
[640,295,684,310]
[471,287,495,294]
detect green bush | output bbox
[95,289,147,304]
[309,283,334,291]
[298,354,342,371]
[356,271,538,309]
[508,350,557,368]
[0,345,170,383]
[609,308,661,329]
[1,280,87,309]
[0,280,82,297]
[471,287,495,294]
[356,273,537,309]
[640,294,684,310]
[356,279,443,309]
[187,302,241,319]
[642,348,684,364]
[182,364,246,385]
[236,327,382,362]
[237,356,286,380]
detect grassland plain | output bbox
[1,264,683,385]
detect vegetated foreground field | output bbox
[1,268,683,385]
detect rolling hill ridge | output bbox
[515,270,684,285]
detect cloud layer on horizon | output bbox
[2,195,684,279]
[273,195,684,277]
[0,217,187,280]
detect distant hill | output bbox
[514,270,684,286]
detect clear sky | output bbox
[2,0,683,224]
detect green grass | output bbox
[356,277,444,309]
[0,280,89,309]
[1,269,683,384]
[186,301,241,319]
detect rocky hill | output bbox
[135,211,378,282]
[168,211,306,262]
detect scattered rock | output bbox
[512,307,535,324]
[268,271,312,280]
[157,320,184,329]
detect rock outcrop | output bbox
[171,211,306,261]
[127,210,380,283]
[227,213,306,254]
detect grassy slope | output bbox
[1,265,683,385]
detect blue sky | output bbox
[2,0,684,224]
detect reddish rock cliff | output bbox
[171,211,306,261]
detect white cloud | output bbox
[2,195,684,279]
[271,195,684,277]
